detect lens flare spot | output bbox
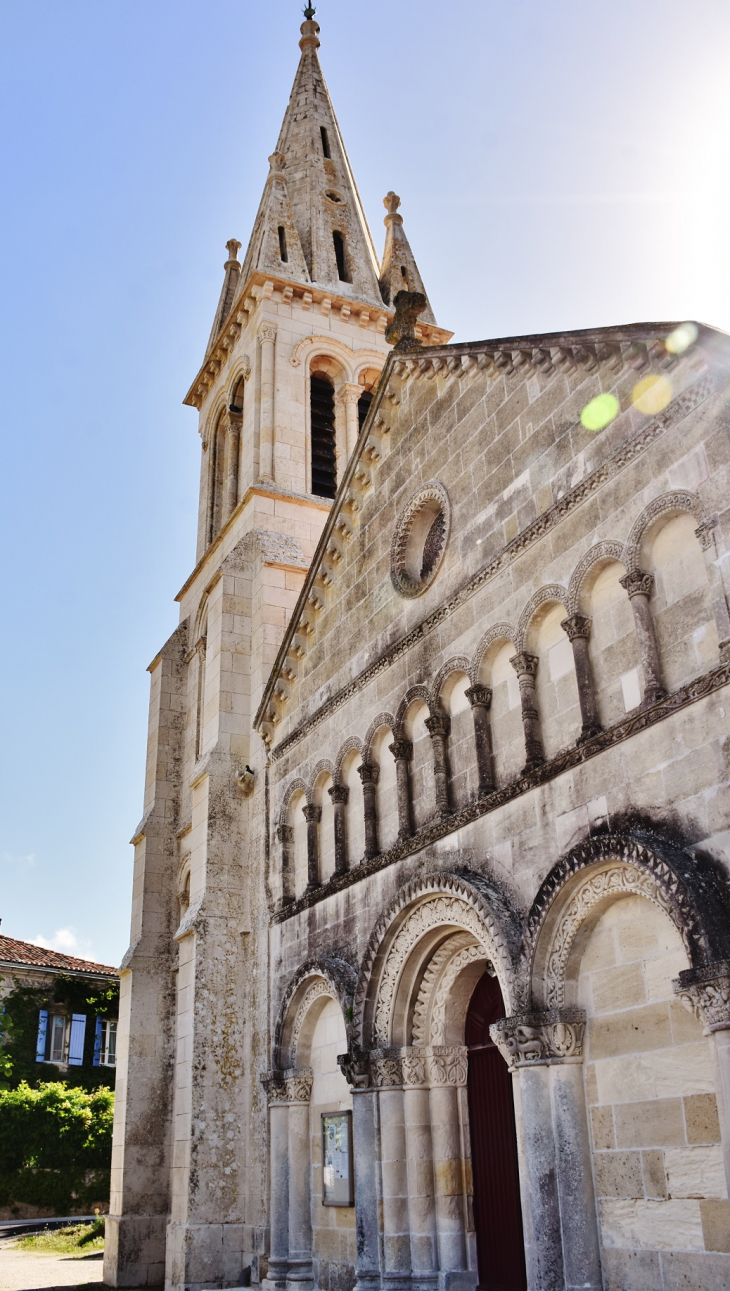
[632,374,673,415]
[580,392,620,432]
[665,322,699,355]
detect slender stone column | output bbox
[288,1096,314,1290]
[509,653,544,772]
[619,569,666,704]
[425,712,451,818]
[328,783,349,874]
[338,383,363,457]
[401,1051,438,1283]
[302,804,321,891]
[490,1010,601,1291]
[696,520,730,663]
[338,1051,381,1291]
[560,614,601,740]
[464,685,494,795]
[428,1049,469,1276]
[277,824,295,906]
[372,1056,411,1288]
[261,1076,292,1291]
[358,763,380,860]
[258,323,277,483]
[224,411,242,520]
[675,962,730,1198]
[389,739,413,839]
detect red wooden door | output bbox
[465,972,527,1291]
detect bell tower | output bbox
[105,12,450,1291]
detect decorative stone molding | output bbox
[510,651,539,679]
[369,1054,404,1087]
[566,540,626,615]
[431,656,471,708]
[674,961,730,1032]
[390,481,451,598]
[328,783,349,805]
[624,489,707,573]
[273,661,730,928]
[620,569,655,600]
[289,980,334,1060]
[490,1009,586,1068]
[561,614,592,642]
[412,933,479,1045]
[275,957,358,1069]
[389,739,413,761]
[542,864,683,1007]
[465,684,492,710]
[263,371,713,759]
[338,1045,468,1089]
[262,1068,314,1103]
[516,585,569,653]
[363,712,397,761]
[257,323,278,345]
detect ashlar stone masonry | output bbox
[106,15,730,1291]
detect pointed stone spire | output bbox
[206,239,242,354]
[379,193,436,325]
[240,12,382,303]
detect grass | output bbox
[15,1217,105,1255]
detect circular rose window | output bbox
[390,482,451,598]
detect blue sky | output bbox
[1,0,729,966]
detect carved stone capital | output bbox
[302,803,321,823]
[510,651,539,679]
[337,1048,371,1090]
[695,519,717,553]
[427,1045,468,1087]
[490,1009,586,1068]
[561,613,593,642]
[262,1067,314,1103]
[337,382,363,408]
[277,824,294,845]
[389,739,413,762]
[674,962,730,1032]
[358,761,380,787]
[425,712,451,739]
[328,783,349,805]
[258,323,278,346]
[369,1053,403,1088]
[465,684,493,710]
[620,569,654,599]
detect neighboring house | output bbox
[0,935,119,1075]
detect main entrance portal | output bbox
[465,973,526,1291]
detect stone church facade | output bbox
[106,15,730,1291]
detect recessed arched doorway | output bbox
[465,972,526,1291]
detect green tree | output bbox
[0,1081,114,1213]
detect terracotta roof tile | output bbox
[0,935,118,977]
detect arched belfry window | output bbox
[207,411,227,544]
[357,390,373,433]
[229,376,245,415]
[310,374,337,500]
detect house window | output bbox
[100,1019,117,1067]
[49,1015,66,1064]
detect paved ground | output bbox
[0,1238,104,1291]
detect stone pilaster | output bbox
[224,411,242,521]
[389,739,414,839]
[262,1071,314,1291]
[425,712,451,818]
[675,961,730,1200]
[328,782,349,873]
[509,652,545,772]
[358,762,380,860]
[619,569,666,704]
[464,685,494,795]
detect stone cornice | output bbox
[183,268,453,411]
[271,658,730,924]
[260,365,715,759]
[174,484,331,605]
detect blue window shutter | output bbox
[35,1010,48,1063]
[68,1013,86,1066]
[93,1017,102,1067]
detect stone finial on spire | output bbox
[225,239,242,268]
[379,192,436,325]
[205,239,243,355]
[300,12,320,50]
[385,290,428,352]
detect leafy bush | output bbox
[0,1081,113,1213]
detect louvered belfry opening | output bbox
[357,389,373,434]
[310,374,337,499]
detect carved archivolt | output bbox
[363,712,397,761]
[515,584,569,652]
[624,489,707,573]
[431,657,471,709]
[334,737,364,781]
[469,623,518,684]
[412,934,486,1046]
[355,874,516,1048]
[279,777,309,825]
[289,979,335,1061]
[543,864,681,1007]
[566,541,626,615]
[275,957,357,1068]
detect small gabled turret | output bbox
[378,192,436,326]
[239,152,311,286]
[205,239,242,355]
